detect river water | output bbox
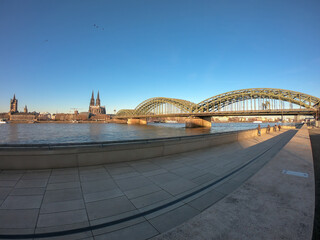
[0,122,289,145]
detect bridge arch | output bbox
[116,88,320,117]
[116,109,136,116]
[134,97,196,115]
[195,88,320,112]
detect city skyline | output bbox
[1,0,320,113]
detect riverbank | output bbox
[0,126,294,170]
[6,120,298,124]
[6,120,118,124]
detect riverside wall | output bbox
[0,126,295,170]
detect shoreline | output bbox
[4,120,298,124]
[0,125,298,148]
[0,126,298,170]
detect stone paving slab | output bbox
[10,187,45,196]
[37,231,93,240]
[48,174,79,184]
[0,195,43,209]
[124,184,162,199]
[0,173,23,181]
[0,180,18,187]
[21,171,51,180]
[187,189,226,211]
[83,188,124,203]
[94,221,159,240]
[0,187,11,199]
[51,168,78,175]
[39,199,85,214]
[0,209,39,228]
[148,172,181,185]
[81,179,118,194]
[92,216,145,236]
[86,195,136,220]
[111,171,141,180]
[107,166,136,176]
[149,204,200,233]
[15,179,48,188]
[37,209,88,228]
[43,188,82,203]
[160,178,198,196]
[46,181,80,190]
[191,172,220,185]
[35,221,92,239]
[90,209,140,226]
[142,168,168,177]
[131,190,172,209]
[115,175,153,191]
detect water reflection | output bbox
[88,123,103,142]
[8,123,18,143]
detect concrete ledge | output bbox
[0,127,293,170]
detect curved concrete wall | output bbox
[0,127,293,170]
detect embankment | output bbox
[0,126,296,170]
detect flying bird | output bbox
[93,24,104,30]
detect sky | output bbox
[0,0,319,114]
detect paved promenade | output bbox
[0,127,311,239]
[154,125,314,240]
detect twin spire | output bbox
[90,90,101,106]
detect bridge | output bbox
[115,88,320,127]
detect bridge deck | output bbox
[115,108,316,119]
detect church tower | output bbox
[90,91,95,106]
[10,94,18,113]
[96,91,101,106]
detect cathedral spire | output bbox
[96,91,101,106]
[90,91,95,106]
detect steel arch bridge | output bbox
[195,88,320,113]
[116,88,320,117]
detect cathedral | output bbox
[89,91,106,114]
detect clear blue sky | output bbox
[0,0,319,113]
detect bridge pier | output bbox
[127,118,147,125]
[294,115,302,122]
[185,117,212,128]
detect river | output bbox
[0,122,290,145]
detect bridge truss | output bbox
[116,88,320,117]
